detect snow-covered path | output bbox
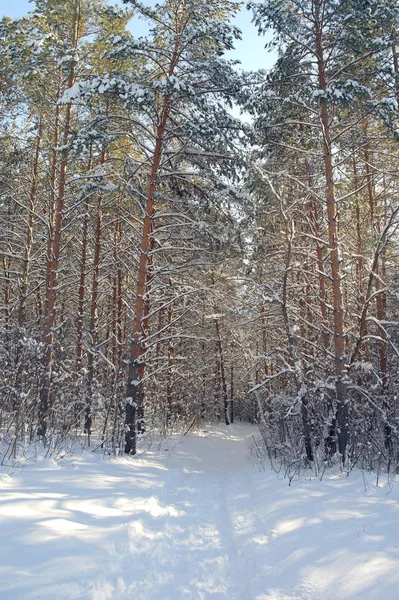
[1,424,399,600]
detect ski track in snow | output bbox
[1,423,399,599]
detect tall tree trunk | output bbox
[374,185,390,455]
[215,317,230,426]
[76,150,93,371]
[136,230,154,435]
[85,193,103,444]
[309,198,330,350]
[39,2,81,439]
[124,100,170,454]
[18,119,42,328]
[124,22,185,453]
[315,14,348,462]
[1,255,10,334]
[166,300,174,426]
[112,203,124,370]
[352,153,365,314]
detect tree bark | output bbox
[85,193,103,443]
[315,11,348,461]
[39,1,81,439]
[124,101,170,454]
[215,317,230,426]
[76,150,93,371]
[18,119,42,328]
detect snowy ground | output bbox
[1,424,399,600]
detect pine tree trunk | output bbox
[76,151,93,371]
[315,17,348,462]
[124,102,170,454]
[39,106,73,438]
[112,205,124,370]
[376,193,390,455]
[166,301,174,426]
[2,255,10,334]
[352,154,365,315]
[18,119,42,328]
[309,198,330,350]
[215,317,230,426]
[39,4,81,439]
[85,193,102,443]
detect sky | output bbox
[0,0,277,72]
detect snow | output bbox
[1,424,399,599]
[58,77,147,105]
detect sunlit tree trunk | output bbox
[125,100,171,454]
[315,8,348,461]
[39,1,81,439]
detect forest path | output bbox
[2,423,399,599]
